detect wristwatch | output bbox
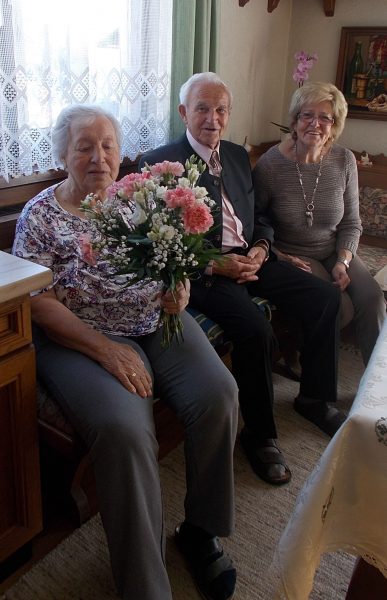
[336,257,350,270]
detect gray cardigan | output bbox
[252,144,362,260]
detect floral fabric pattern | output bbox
[359,185,387,239]
[12,184,162,337]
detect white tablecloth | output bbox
[271,318,387,599]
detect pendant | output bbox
[306,210,313,227]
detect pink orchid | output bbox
[183,203,214,234]
[164,186,196,209]
[293,50,318,86]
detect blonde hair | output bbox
[288,82,348,141]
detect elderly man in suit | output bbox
[140,72,344,487]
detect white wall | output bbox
[285,0,387,154]
[219,0,387,155]
[218,0,292,145]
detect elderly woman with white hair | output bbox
[253,81,385,365]
[12,103,238,600]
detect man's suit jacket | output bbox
[138,134,274,251]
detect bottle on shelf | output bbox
[345,41,364,98]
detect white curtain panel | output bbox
[0,0,172,179]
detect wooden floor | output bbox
[0,401,185,594]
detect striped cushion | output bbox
[187,296,271,348]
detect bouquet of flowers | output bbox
[80,156,220,346]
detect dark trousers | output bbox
[189,259,341,440]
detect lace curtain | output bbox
[0,0,172,180]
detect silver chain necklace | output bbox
[294,144,324,227]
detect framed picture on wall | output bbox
[336,26,387,121]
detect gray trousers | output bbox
[33,311,238,600]
[301,253,386,365]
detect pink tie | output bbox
[209,150,222,177]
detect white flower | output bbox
[132,205,147,225]
[151,212,163,227]
[133,190,146,206]
[177,177,191,188]
[194,186,208,199]
[156,185,167,199]
[144,179,157,191]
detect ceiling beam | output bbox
[267,0,280,12]
[323,0,335,16]
[241,0,335,17]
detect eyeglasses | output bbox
[297,112,334,125]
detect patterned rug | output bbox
[1,345,364,600]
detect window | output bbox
[0,0,172,180]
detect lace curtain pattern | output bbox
[0,0,172,180]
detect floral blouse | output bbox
[12,184,162,337]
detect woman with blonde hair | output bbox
[253,81,385,365]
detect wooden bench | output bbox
[0,161,274,525]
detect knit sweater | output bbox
[252,144,362,260]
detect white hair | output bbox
[179,72,233,107]
[52,104,121,167]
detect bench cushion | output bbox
[359,186,387,239]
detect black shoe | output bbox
[294,397,346,437]
[240,428,291,485]
[175,522,236,600]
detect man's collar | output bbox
[186,129,220,164]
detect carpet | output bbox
[1,345,364,600]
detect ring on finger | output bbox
[131,372,137,378]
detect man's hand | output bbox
[213,247,267,283]
[331,262,350,291]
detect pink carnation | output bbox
[106,172,150,200]
[183,203,214,234]
[79,233,97,266]
[165,187,196,209]
[149,161,185,177]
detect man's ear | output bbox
[178,104,187,124]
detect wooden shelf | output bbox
[240,1,337,17]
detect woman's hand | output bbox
[31,289,153,397]
[161,279,191,314]
[98,339,153,398]
[331,262,350,291]
[276,249,312,273]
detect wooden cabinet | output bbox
[0,252,52,563]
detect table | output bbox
[0,251,52,562]
[271,317,387,599]
[374,263,387,298]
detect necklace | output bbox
[294,144,324,228]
